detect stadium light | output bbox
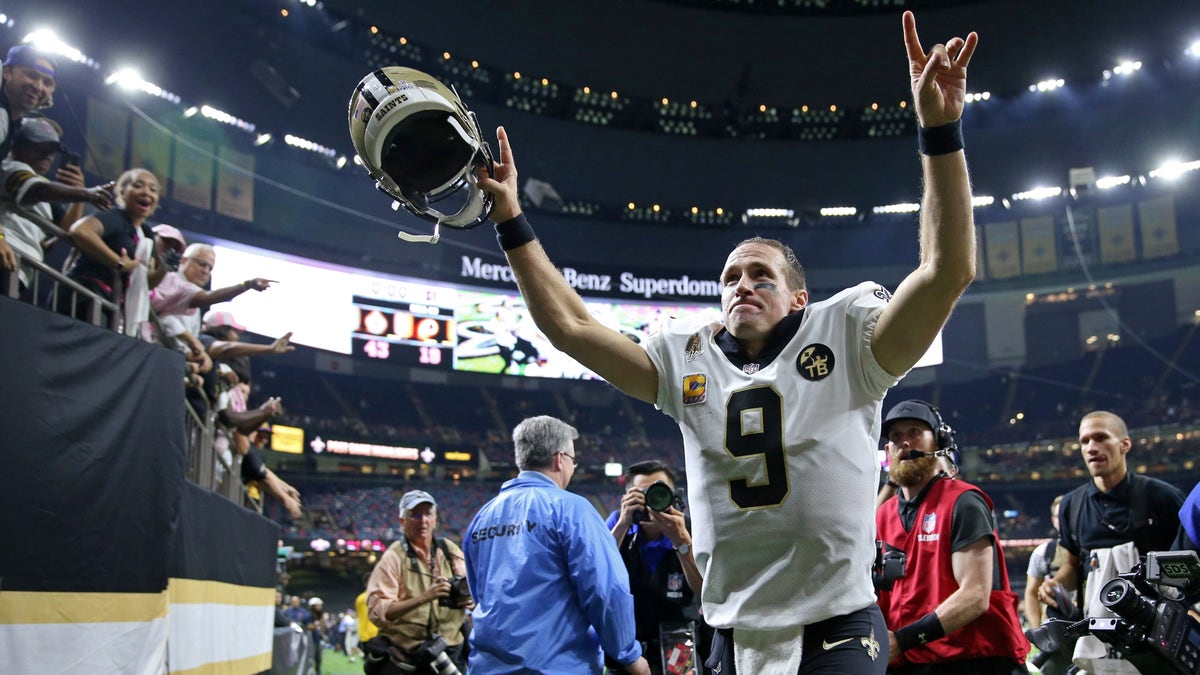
[819,206,857,217]
[1103,60,1142,80]
[284,133,337,158]
[1095,175,1131,190]
[22,29,95,68]
[200,105,256,133]
[1012,186,1063,201]
[872,203,920,214]
[1187,41,1200,58]
[745,208,794,218]
[1029,78,1065,93]
[254,133,273,147]
[1149,159,1200,181]
[971,195,995,207]
[965,91,991,103]
[105,68,182,104]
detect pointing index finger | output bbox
[496,126,516,168]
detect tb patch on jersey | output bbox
[682,374,707,405]
[797,343,835,381]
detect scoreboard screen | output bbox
[352,295,456,369]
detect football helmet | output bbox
[349,66,495,243]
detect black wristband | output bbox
[917,119,964,156]
[495,214,536,251]
[894,611,945,652]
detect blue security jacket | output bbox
[464,471,642,674]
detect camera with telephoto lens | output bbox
[438,575,472,609]
[386,634,462,675]
[633,480,686,523]
[1026,551,1200,675]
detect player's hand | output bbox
[475,126,522,223]
[244,278,275,292]
[902,11,978,127]
[887,630,900,664]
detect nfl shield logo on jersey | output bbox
[922,513,937,534]
[682,374,707,405]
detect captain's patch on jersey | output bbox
[682,374,707,405]
[797,343,835,381]
[874,285,893,301]
[684,333,703,362]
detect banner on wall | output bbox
[216,146,255,221]
[129,116,173,181]
[985,220,1020,279]
[1097,203,1137,264]
[84,97,130,180]
[171,135,214,210]
[1020,215,1058,275]
[1138,195,1179,260]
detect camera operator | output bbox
[607,460,705,674]
[874,400,1028,674]
[1037,410,1186,670]
[366,490,471,673]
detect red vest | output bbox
[876,478,1029,666]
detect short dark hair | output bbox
[624,459,677,487]
[734,236,806,291]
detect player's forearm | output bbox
[678,549,703,594]
[918,151,976,290]
[504,239,596,348]
[932,581,990,635]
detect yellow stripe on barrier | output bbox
[0,590,168,624]
[169,651,273,675]
[167,578,275,606]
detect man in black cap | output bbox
[874,400,1028,674]
[0,116,113,297]
[1,45,57,160]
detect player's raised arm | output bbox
[475,126,659,403]
[872,11,979,377]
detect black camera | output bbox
[62,150,81,168]
[871,540,907,591]
[161,248,182,272]
[633,480,685,523]
[438,575,472,609]
[1027,551,1200,675]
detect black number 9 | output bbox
[724,386,789,509]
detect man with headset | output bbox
[874,400,1028,675]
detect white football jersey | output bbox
[643,281,899,630]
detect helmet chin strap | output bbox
[390,200,441,244]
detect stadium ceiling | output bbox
[649,0,992,17]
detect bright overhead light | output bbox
[199,104,256,132]
[1012,186,1063,201]
[254,133,272,146]
[819,206,857,217]
[1105,60,1142,79]
[744,208,794,218]
[1149,160,1200,180]
[872,203,920,214]
[971,195,994,207]
[284,134,337,158]
[1095,175,1131,189]
[105,68,182,104]
[335,155,348,169]
[1186,41,1200,58]
[22,29,91,67]
[1029,78,1065,93]
[965,91,991,103]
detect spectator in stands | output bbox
[606,459,703,675]
[1023,494,1073,675]
[875,400,1028,674]
[0,45,55,158]
[366,489,471,672]
[199,309,294,361]
[463,416,649,674]
[0,117,112,298]
[1037,410,1185,670]
[61,168,162,327]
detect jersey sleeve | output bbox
[950,489,997,552]
[1,159,49,205]
[843,281,903,395]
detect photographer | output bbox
[607,460,705,674]
[367,490,470,673]
[874,400,1028,674]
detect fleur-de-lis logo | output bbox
[862,627,881,661]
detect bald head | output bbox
[1080,411,1129,439]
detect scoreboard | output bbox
[351,295,456,369]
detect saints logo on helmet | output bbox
[348,67,495,243]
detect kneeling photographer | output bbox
[607,460,707,674]
[366,491,472,674]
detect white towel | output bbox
[122,236,155,336]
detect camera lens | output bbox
[1099,578,1158,627]
[643,481,675,512]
